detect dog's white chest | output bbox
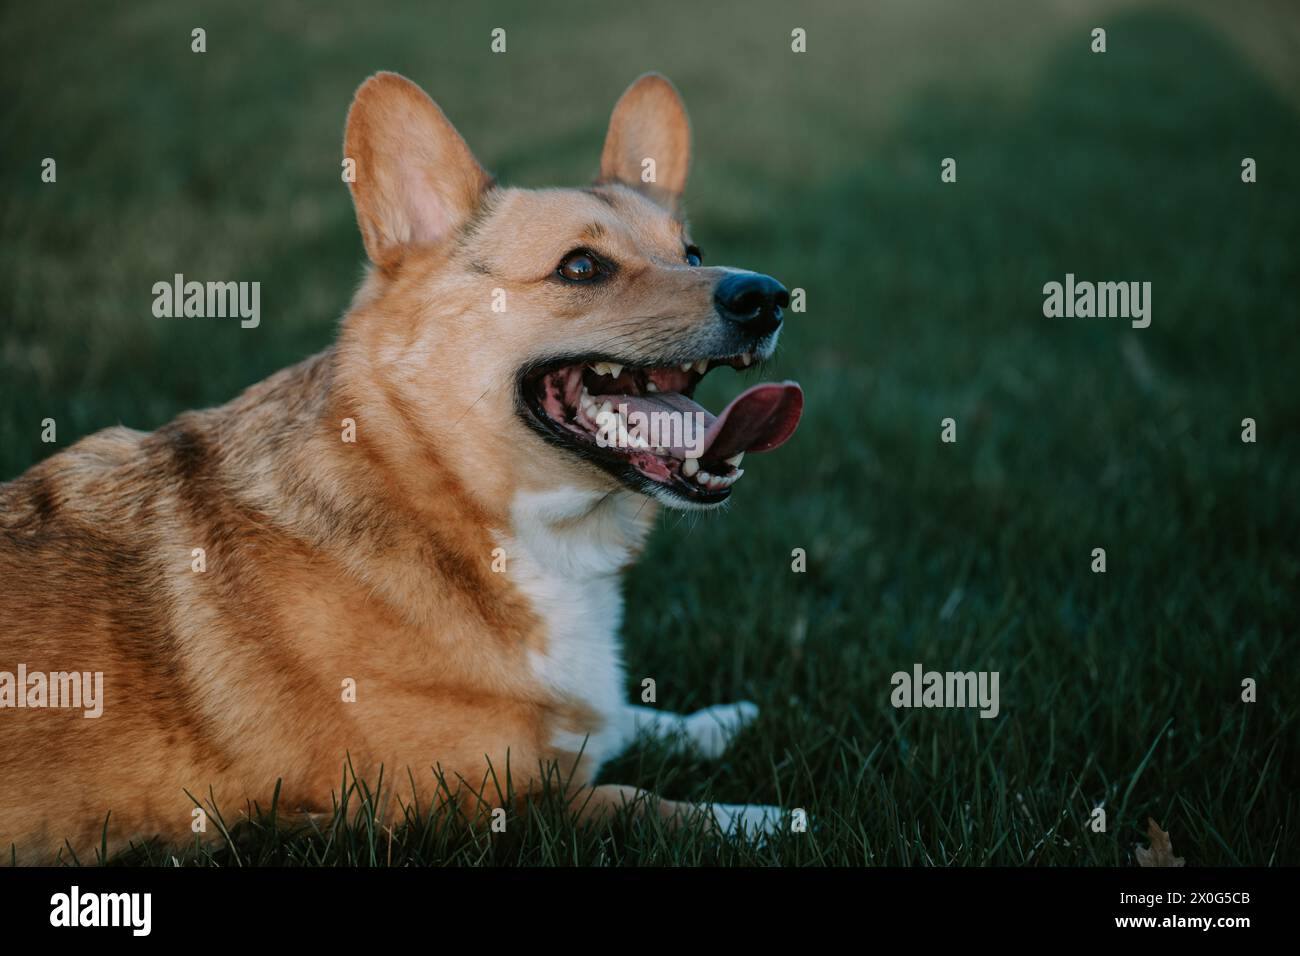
[502,488,648,766]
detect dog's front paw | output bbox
[708,802,787,843]
[683,700,759,759]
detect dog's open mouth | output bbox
[521,352,802,504]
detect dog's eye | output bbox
[558,250,602,282]
[685,245,703,267]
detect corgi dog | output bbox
[0,71,803,862]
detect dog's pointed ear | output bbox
[344,72,493,267]
[599,73,691,211]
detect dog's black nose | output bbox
[714,272,788,336]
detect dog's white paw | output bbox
[709,802,786,842]
[683,701,759,759]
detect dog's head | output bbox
[341,72,801,512]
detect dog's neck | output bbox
[505,486,656,580]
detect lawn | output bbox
[1,0,1297,865]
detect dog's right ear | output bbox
[344,72,493,268]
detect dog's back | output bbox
[1,356,337,858]
[6,352,548,857]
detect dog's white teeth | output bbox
[687,463,744,489]
[607,363,623,378]
[741,353,753,366]
[694,359,710,374]
[646,381,659,392]
[681,363,694,373]
[703,469,741,489]
[591,362,623,378]
[725,452,745,467]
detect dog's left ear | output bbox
[599,73,691,211]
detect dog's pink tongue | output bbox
[700,381,803,460]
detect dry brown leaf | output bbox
[1135,818,1186,867]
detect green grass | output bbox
[2,0,1298,865]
